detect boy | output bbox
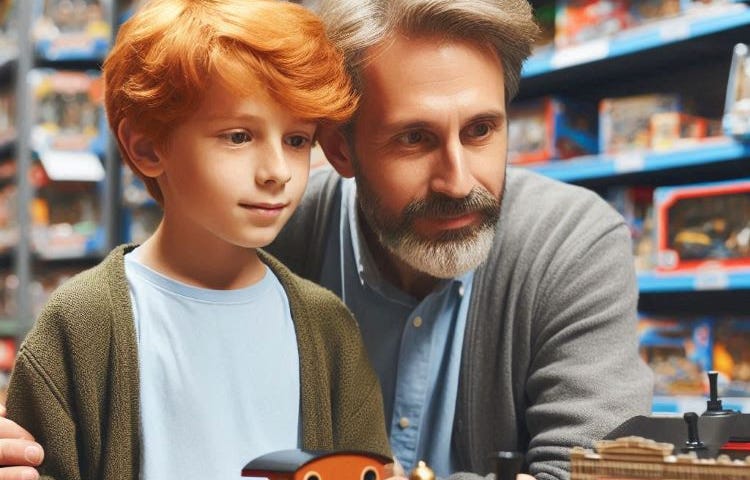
[5,0,391,479]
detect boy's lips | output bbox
[238,202,289,217]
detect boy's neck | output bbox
[136,222,266,291]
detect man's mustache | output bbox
[402,187,501,223]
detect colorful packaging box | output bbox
[638,316,713,396]
[599,93,682,154]
[654,179,750,271]
[606,186,656,271]
[508,96,598,164]
[649,112,722,151]
[713,318,750,397]
[555,0,635,49]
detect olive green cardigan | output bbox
[6,245,390,480]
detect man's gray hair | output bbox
[313,0,539,102]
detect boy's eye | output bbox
[222,131,252,145]
[285,135,310,148]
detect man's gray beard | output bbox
[375,223,496,279]
[355,180,500,279]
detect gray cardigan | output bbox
[267,167,653,480]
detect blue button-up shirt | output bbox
[319,179,475,476]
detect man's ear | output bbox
[117,118,164,178]
[317,125,355,178]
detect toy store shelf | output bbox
[638,268,750,293]
[518,4,750,98]
[523,3,750,78]
[653,395,750,414]
[525,138,750,184]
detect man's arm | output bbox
[0,405,43,480]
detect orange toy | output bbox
[241,449,392,480]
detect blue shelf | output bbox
[638,268,750,293]
[652,395,750,414]
[524,139,750,183]
[523,4,750,78]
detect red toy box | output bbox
[654,179,750,271]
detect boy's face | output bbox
[154,81,315,250]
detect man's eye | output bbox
[466,123,492,138]
[222,131,252,145]
[398,131,425,145]
[285,135,310,148]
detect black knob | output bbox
[492,451,524,480]
[683,412,706,451]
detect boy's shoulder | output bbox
[26,245,132,346]
[258,249,358,331]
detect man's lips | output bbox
[413,211,481,231]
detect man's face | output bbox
[348,35,507,278]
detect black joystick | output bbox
[682,412,706,452]
[703,371,737,417]
[492,451,524,480]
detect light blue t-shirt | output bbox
[319,179,475,477]
[124,249,300,480]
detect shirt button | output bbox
[399,417,410,429]
[458,285,465,297]
[413,316,423,328]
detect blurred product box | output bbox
[638,316,712,396]
[555,0,635,48]
[649,112,722,151]
[599,93,682,154]
[629,0,685,24]
[29,69,106,155]
[723,43,750,140]
[606,186,655,271]
[508,96,598,164]
[713,318,750,397]
[655,179,750,271]
[32,0,111,61]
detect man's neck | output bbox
[358,211,441,300]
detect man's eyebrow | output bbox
[379,110,507,133]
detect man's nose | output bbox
[256,143,292,186]
[430,139,473,198]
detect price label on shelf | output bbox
[551,39,610,69]
[659,20,690,42]
[693,270,729,290]
[613,152,645,173]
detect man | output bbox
[0,0,652,479]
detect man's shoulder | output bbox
[504,167,623,228]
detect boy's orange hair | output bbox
[104,0,357,204]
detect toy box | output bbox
[638,316,712,396]
[507,96,598,164]
[713,318,750,397]
[606,186,655,271]
[723,43,750,140]
[555,0,635,49]
[29,68,106,155]
[32,0,111,61]
[654,179,750,271]
[599,94,682,154]
[649,112,722,151]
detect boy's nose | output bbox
[256,145,292,186]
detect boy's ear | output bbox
[317,125,355,178]
[117,118,164,178]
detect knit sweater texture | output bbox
[6,245,390,480]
